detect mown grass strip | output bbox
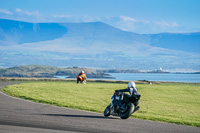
[1,81,200,127]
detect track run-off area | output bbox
[0,81,199,133]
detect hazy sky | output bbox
[0,0,200,33]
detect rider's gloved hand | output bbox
[115,90,119,95]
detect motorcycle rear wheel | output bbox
[104,104,111,117]
[120,103,135,119]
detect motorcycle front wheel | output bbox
[104,104,111,117]
[120,103,135,119]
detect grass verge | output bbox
[1,81,200,127]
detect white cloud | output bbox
[52,14,71,18]
[14,8,40,17]
[117,16,180,33]
[0,8,40,17]
[0,9,13,15]
[98,16,182,33]
[120,16,137,22]
[49,14,193,33]
[155,21,179,28]
[0,8,42,22]
[51,14,100,23]
[15,8,22,13]
[81,15,99,22]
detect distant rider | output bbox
[77,70,87,84]
[111,81,140,110]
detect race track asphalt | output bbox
[0,81,199,133]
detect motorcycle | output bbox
[104,91,141,119]
[77,76,86,84]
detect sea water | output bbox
[107,73,200,83]
[54,73,200,83]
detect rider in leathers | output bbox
[111,82,140,110]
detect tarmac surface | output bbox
[0,81,199,133]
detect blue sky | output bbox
[0,0,200,33]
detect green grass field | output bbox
[1,81,200,127]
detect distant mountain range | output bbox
[0,18,200,71]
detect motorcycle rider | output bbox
[77,70,87,84]
[111,81,140,110]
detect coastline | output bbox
[0,77,199,84]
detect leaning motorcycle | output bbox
[104,91,140,119]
